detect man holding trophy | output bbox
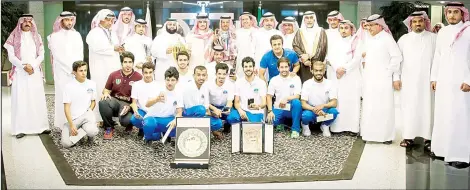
[206,15,237,68]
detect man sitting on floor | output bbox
[265,57,302,138]
[142,67,183,143]
[61,61,99,148]
[301,61,339,137]
[227,57,267,124]
[99,51,143,140]
[129,62,157,137]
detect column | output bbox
[357,1,371,24]
[43,2,63,85]
[430,5,443,27]
[339,1,358,26]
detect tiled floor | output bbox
[1,85,408,189]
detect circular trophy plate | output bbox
[177,128,209,158]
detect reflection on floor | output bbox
[406,138,470,189]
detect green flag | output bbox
[257,4,262,23]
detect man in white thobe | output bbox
[206,15,237,68]
[186,13,213,68]
[325,10,345,83]
[278,17,299,50]
[396,11,436,149]
[151,18,186,82]
[254,12,283,68]
[86,9,124,123]
[235,12,258,78]
[329,20,363,135]
[4,14,50,138]
[360,14,402,144]
[124,19,152,74]
[206,45,234,82]
[113,7,135,45]
[430,2,470,169]
[47,11,84,129]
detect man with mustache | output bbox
[151,18,186,82]
[292,11,328,84]
[254,12,283,69]
[186,13,213,69]
[47,11,84,129]
[278,17,299,50]
[113,7,136,45]
[325,10,345,84]
[227,57,267,124]
[300,61,338,137]
[329,20,362,136]
[99,51,143,140]
[396,11,436,149]
[4,14,50,138]
[360,14,402,144]
[430,2,470,169]
[235,12,258,78]
[205,45,234,82]
[206,15,237,68]
[123,19,153,74]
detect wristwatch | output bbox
[267,110,272,114]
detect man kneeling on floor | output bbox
[130,62,157,137]
[265,57,302,138]
[61,61,99,148]
[100,51,143,140]
[142,67,183,143]
[301,61,339,137]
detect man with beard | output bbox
[325,10,345,83]
[47,11,84,129]
[186,13,213,68]
[175,51,194,84]
[235,12,258,78]
[430,2,470,169]
[278,17,299,50]
[259,35,299,82]
[130,62,158,138]
[301,61,339,137]
[87,9,124,124]
[113,7,136,45]
[227,57,266,124]
[99,52,143,140]
[61,61,99,148]
[329,20,362,135]
[142,67,183,143]
[396,11,436,149]
[4,14,50,138]
[206,15,237,67]
[360,14,402,144]
[151,18,186,82]
[254,12,283,68]
[124,19,152,74]
[292,11,328,84]
[265,57,302,138]
[206,45,234,82]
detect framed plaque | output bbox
[170,117,211,169]
[242,122,263,153]
[231,122,274,154]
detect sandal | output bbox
[400,139,414,147]
[424,140,431,152]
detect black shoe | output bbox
[41,129,51,134]
[383,141,392,145]
[137,128,144,137]
[222,123,231,133]
[16,133,26,139]
[449,162,470,169]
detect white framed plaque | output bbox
[231,122,274,154]
[242,123,263,153]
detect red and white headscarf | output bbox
[355,17,368,41]
[239,12,258,28]
[90,9,115,29]
[190,13,213,40]
[278,17,299,35]
[132,19,150,36]
[445,2,470,46]
[48,11,77,75]
[3,14,43,81]
[326,10,345,29]
[403,11,431,32]
[300,11,319,29]
[113,7,136,44]
[259,12,279,28]
[340,20,358,56]
[366,14,392,34]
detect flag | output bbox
[257,4,262,23]
[145,1,153,38]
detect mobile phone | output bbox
[248,98,254,107]
[222,107,230,112]
[229,68,235,75]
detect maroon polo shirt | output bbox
[105,70,142,103]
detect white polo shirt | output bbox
[205,78,235,107]
[144,85,184,118]
[234,76,267,114]
[206,61,233,82]
[131,80,160,112]
[63,79,97,120]
[182,80,210,109]
[301,78,337,107]
[267,75,302,106]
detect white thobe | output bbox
[86,26,120,121]
[326,28,342,83]
[186,32,211,69]
[253,28,284,67]
[397,31,436,140]
[329,36,362,133]
[151,32,185,82]
[124,33,152,73]
[5,32,49,135]
[360,31,403,142]
[283,32,296,50]
[430,21,470,163]
[48,29,84,128]
[235,28,257,78]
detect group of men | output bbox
[4,2,470,169]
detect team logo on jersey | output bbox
[87,88,94,93]
[173,101,177,106]
[223,90,228,94]
[325,91,329,96]
[254,88,259,93]
[115,79,121,85]
[201,94,205,99]
[290,84,295,88]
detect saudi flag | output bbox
[145,1,153,38]
[257,3,262,23]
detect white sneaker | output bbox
[302,124,311,136]
[321,124,331,137]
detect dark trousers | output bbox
[99,97,133,129]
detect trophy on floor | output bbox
[231,122,274,154]
[170,117,211,169]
